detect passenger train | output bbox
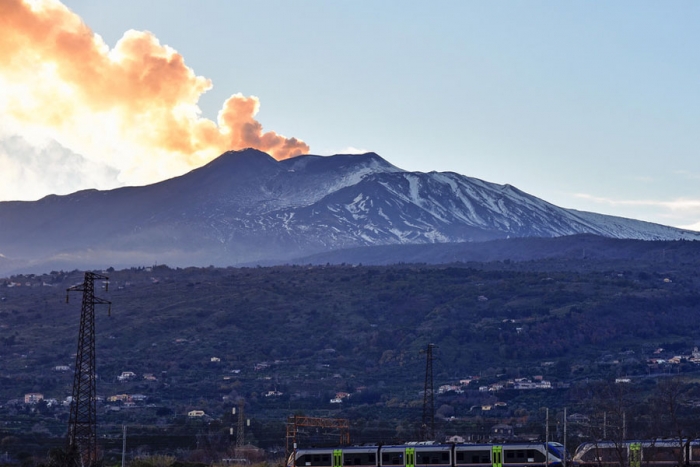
[572,440,700,467]
[288,442,567,467]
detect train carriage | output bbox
[455,443,565,467]
[292,447,380,467]
[344,447,381,467]
[572,440,700,467]
[289,442,565,467]
[292,448,334,467]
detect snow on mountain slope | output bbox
[0,148,697,275]
[566,210,698,240]
[259,168,700,246]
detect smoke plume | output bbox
[0,0,309,194]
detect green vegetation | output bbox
[1,253,700,465]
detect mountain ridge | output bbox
[0,148,697,275]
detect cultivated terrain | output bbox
[2,248,700,462]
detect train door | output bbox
[406,448,415,467]
[335,450,343,467]
[629,443,641,467]
[492,446,503,467]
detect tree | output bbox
[578,381,638,467]
[648,378,699,467]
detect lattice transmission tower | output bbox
[236,399,245,452]
[66,272,111,467]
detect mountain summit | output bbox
[0,149,697,274]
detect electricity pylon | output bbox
[66,272,111,467]
[236,399,245,452]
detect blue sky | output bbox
[2,1,699,230]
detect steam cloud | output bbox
[0,0,310,196]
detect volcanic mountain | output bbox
[0,149,697,275]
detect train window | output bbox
[693,446,700,462]
[455,450,490,464]
[644,446,681,462]
[298,454,333,466]
[503,449,544,463]
[382,452,404,465]
[416,451,450,465]
[344,453,377,466]
[579,448,598,462]
[579,446,626,464]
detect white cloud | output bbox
[329,146,372,155]
[0,134,121,202]
[572,193,700,232]
[679,221,700,232]
[674,170,700,181]
[573,193,700,212]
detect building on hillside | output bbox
[24,393,44,404]
[568,413,590,424]
[118,371,136,381]
[491,424,514,440]
[107,394,130,402]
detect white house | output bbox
[24,393,44,404]
[118,371,136,382]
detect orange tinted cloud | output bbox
[0,0,309,185]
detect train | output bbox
[288,442,567,467]
[572,440,700,467]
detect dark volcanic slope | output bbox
[288,234,700,269]
[0,149,697,275]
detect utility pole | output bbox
[66,272,111,467]
[603,412,606,439]
[563,408,567,467]
[422,343,435,441]
[121,425,127,467]
[545,408,549,467]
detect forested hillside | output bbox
[1,252,700,463]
